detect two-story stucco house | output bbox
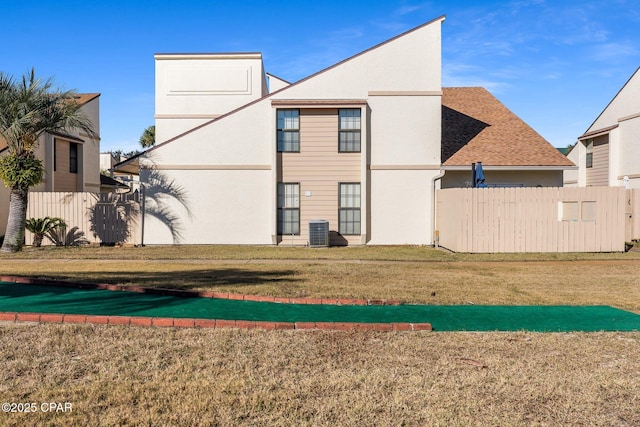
[119,16,445,246]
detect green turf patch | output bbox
[1,282,639,332]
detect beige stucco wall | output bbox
[141,100,275,245]
[368,95,441,166]
[267,74,290,93]
[272,20,442,100]
[569,141,588,187]
[563,147,579,187]
[587,68,640,133]
[141,168,273,245]
[618,115,640,188]
[155,53,268,143]
[155,117,220,144]
[369,169,438,245]
[443,169,565,188]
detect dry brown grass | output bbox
[2,258,640,311]
[0,323,638,426]
[2,246,640,425]
[3,243,640,261]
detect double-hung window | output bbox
[338,109,361,152]
[277,183,300,235]
[277,109,300,152]
[69,142,78,173]
[339,183,361,235]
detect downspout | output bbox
[140,183,145,247]
[431,169,446,247]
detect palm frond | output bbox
[46,225,89,247]
[0,68,97,156]
[25,216,66,234]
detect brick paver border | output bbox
[0,276,431,332]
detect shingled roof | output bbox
[442,87,574,167]
[74,93,100,105]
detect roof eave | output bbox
[578,124,619,140]
[113,155,142,175]
[49,131,85,143]
[442,165,577,171]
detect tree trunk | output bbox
[33,233,44,247]
[1,187,28,253]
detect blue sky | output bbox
[2,0,639,152]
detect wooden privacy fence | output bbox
[436,187,637,253]
[26,192,141,246]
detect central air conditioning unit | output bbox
[308,220,329,247]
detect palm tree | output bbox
[0,69,97,252]
[139,125,155,149]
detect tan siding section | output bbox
[586,135,609,186]
[53,139,78,192]
[436,187,627,253]
[279,109,362,245]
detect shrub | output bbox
[25,217,66,247]
[46,225,89,247]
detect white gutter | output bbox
[442,165,576,171]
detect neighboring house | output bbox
[441,87,575,188]
[100,151,118,173]
[563,144,579,187]
[100,151,137,193]
[567,67,640,188]
[117,16,445,246]
[99,174,130,193]
[0,93,101,234]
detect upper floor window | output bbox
[585,139,593,169]
[338,109,361,152]
[69,142,78,173]
[53,139,58,172]
[277,109,299,152]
